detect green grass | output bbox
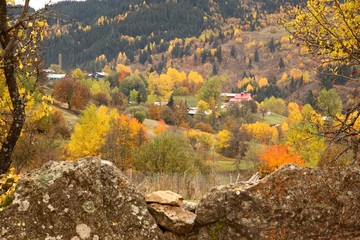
[215,160,236,172]
[212,153,256,172]
[260,112,287,125]
[173,95,198,107]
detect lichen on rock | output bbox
[0,157,163,240]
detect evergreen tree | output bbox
[278,57,285,68]
[298,75,304,88]
[201,50,207,64]
[254,49,259,62]
[268,37,276,53]
[231,46,237,58]
[167,95,175,109]
[305,90,316,108]
[215,46,222,63]
[320,77,333,90]
[139,51,148,65]
[212,64,218,75]
[289,77,296,93]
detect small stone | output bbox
[76,224,91,239]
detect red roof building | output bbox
[229,92,252,102]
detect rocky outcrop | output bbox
[145,191,196,235]
[193,164,360,240]
[148,203,196,235]
[145,191,184,207]
[0,157,163,240]
[1,159,359,240]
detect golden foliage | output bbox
[241,121,278,144]
[0,168,19,208]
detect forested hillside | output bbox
[43,0,301,70]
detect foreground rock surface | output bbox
[194,164,360,240]
[145,190,184,207]
[0,157,163,240]
[148,203,196,235]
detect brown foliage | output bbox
[194,122,214,134]
[53,77,90,110]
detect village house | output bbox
[229,92,252,102]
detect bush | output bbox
[134,111,146,123]
[173,87,190,96]
[194,122,214,133]
[133,132,209,174]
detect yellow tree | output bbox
[147,72,174,102]
[282,1,360,164]
[166,67,186,87]
[282,0,360,65]
[71,68,84,80]
[216,130,232,153]
[285,103,326,166]
[100,114,148,169]
[67,104,119,159]
[241,122,278,144]
[187,70,204,93]
[116,63,132,81]
[0,0,48,174]
[258,77,269,88]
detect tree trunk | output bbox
[0,62,26,174]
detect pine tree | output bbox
[201,50,207,64]
[254,49,259,62]
[231,46,237,58]
[305,90,316,108]
[278,57,285,68]
[268,37,276,53]
[289,77,296,93]
[167,95,175,109]
[215,46,222,63]
[212,64,218,75]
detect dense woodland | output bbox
[0,0,359,203]
[43,0,303,70]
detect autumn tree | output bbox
[67,104,119,159]
[197,75,226,104]
[153,119,167,135]
[317,88,343,117]
[282,0,359,65]
[187,70,204,93]
[258,144,304,176]
[100,114,148,169]
[119,74,147,103]
[261,96,287,116]
[241,121,278,144]
[285,103,326,166]
[53,77,90,110]
[187,129,214,160]
[216,130,233,155]
[0,0,48,174]
[147,72,174,102]
[282,0,360,165]
[71,68,84,80]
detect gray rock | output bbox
[148,203,196,235]
[0,157,163,240]
[145,190,184,207]
[194,164,360,240]
[183,200,198,213]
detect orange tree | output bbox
[258,143,304,176]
